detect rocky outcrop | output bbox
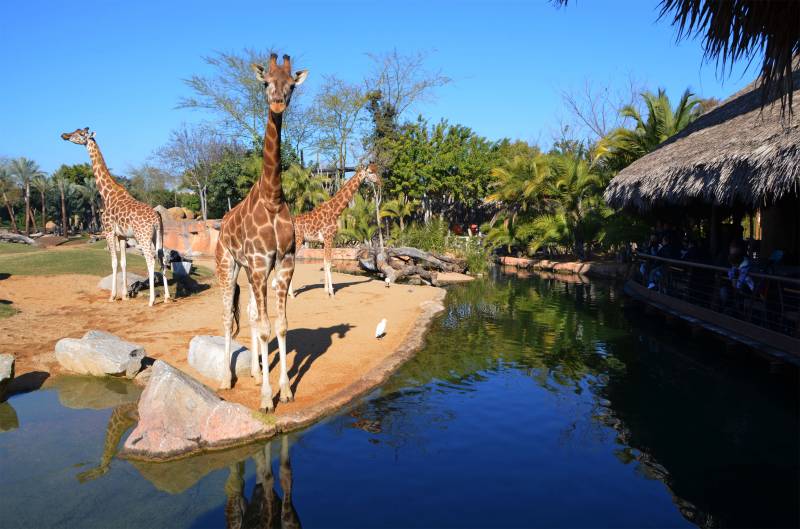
[121,361,275,460]
[188,336,252,383]
[54,330,145,378]
[97,272,147,293]
[0,354,14,401]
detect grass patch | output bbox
[0,242,149,277]
[0,243,40,255]
[0,301,18,319]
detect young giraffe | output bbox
[290,165,380,297]
[216,54,307,411]
[61,128,170,306]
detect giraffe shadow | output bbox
[267,323,353,396]
[291,277,370,297]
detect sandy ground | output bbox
[0,259,444,415]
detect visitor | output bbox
[719,240,754,314]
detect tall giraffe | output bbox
[61,128,170,306]
[216,53,307,411]
[290,165,380,297]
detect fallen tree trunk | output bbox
[0,231,37,245]
[359,244,466,286]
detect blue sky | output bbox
[1,0,753,174]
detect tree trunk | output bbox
[60,188,68,236]
[3,194,18,232]
[40,191,46,233]
[28,207,38,233]
[200,186,208,221]
[90,202,98,233]
[24,181,30,235]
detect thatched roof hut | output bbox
[604,71,800,212]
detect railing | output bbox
[631,253,800,340]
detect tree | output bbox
[485,150,552,222]
[31,175,50,232]
[128,164,175,206]
[178,49,313,153]
[77,179,101,232]
[10,157,45,235]
[158,125,227,220]
[311,76,369,189]
[282,164,329,214]
[0,165,20,232]
[338,193,377,245]
[559,76,644,142]
[595,88,702,170]
[380,197,418,231]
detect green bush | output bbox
[390,219,490,274]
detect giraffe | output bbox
[76,402,138,483]
[61,128,170,306]
[216,53,307,411]
[290,165,380,297]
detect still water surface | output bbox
[1,271,797,528]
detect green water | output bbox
[0,271,797,528]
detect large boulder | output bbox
[121,361,274,460]
[188,336,252,383]
[167,207,186,221]
[97,272,146,293]
[0,354,14,401]
[55,330,145,378]
[181,208,196,220]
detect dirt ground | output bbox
[0,258,444,415]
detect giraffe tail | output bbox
[155,216,168,272]
[232,282,241,338]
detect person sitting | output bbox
[719,240,754,314]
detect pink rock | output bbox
[121,360,275,460]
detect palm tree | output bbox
[9,157,45,235]
[31,175,50,232]
[595,88,702,170]
[485,152,552,221]
[0,166,20,232]
[77,179,101,232]
[52,174,71,236]
[281,164,329,214]
[339,193,377,245]
[380,197,418,231]
[550,154,605,258]
[484,216,522,254]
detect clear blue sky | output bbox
[1,0,753,174]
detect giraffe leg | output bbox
[217,250,239,390]
[248,284,262,384]
[274,252,295,402]
[106,233,119,302]
[141,244,157,307]
[289,233,302,299]
[120,237,129,300]
[249,255,275,412]
[323,237,334,297]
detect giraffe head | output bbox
[360,163,382,187]
[61,127,95,145]
[251,53,308,114]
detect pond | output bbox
[0,270,797,528]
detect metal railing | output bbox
[632,253,800,339]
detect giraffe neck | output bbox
[85,139,124,205]
[326,171,366,219]
[257,110,283,205]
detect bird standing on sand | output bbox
[375,318,387,339]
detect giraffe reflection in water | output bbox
[225,436,301,529]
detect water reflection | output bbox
[225,437,300,529]
[0,401,18,431]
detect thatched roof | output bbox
[604,71,800,211]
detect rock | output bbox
[97,272,147,293]
[121,361,274,459]
[188,336,252,383]
[181,208,195,220]
[154,205,172,225]
[0,354,14,401]
[54,330,145,378]
[45,220,57,232]
[167,206,186,221]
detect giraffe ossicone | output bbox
[216,53,307,412]
[61,127,171,306]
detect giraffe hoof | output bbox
[107,297,115,303]
[219,380,232,391]
[279,387,294,403]
[260,403,274,414]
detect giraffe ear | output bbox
[251,63,267,82]
[294,70,308,86]
[89,131,96,139]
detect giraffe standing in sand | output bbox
[61,128,170,306]
[216,54,307,411]
[290,165,380,297]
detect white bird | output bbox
[375,318,387,339]
[384,277,391,288]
